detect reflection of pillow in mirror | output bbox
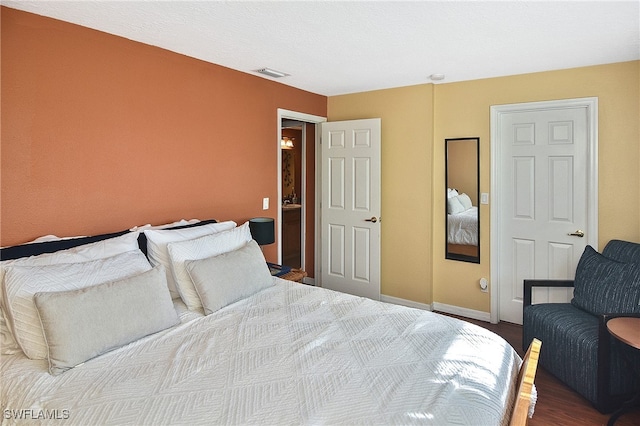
[447,188,459,198]
[457,193,473,210]
[447,196,465,214]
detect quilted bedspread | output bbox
[448,207,478,246]
[1,279,520,425]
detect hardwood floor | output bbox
[442,314,640,426]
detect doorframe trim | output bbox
[276,109,326,277]
[489,97,598,324]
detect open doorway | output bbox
[277,109,326,285]
[280,120,303,268]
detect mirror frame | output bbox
[445,137,480,263]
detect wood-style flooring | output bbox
[443,314,640,426]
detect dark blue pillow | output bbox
[571,245,640,315]
[602,239,640,264]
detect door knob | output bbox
[365,217,378,223]
[568,230,585,237]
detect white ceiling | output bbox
[4,1,639,96]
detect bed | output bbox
[1,219,521,425]
[447,189,479,259]
[447,206,478,246]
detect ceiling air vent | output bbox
[254,68,290,78]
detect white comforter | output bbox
[448,206,479,245]
[1,279,519,425]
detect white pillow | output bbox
[1,234,87,245]
[166,222,252,310]
[0,231,140,355]
[3,250,151,360]
[34,265,178,375]
[0,311,20,355]
[448,188,459,198]
[447,196,465,214]
[185,240,274,315]
[1,233,89,248]
[129,218,200,232]
[143,221,236,299]
[457,193,473,211]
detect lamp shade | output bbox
[249,217,275,245]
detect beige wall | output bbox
[329,61,640,312]
[328,85,434,304]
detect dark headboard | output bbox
[136,219,219,256]
[1,219,219,261]
[0,229,131,261]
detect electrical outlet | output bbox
[480,278,489,292]
[262,197,269,210]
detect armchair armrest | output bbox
[523,279,575,309]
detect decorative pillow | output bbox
[602,240,640,265]
[167,222,252,310]
[571,245,640,315]
[0,231,140,355]
[144,221,236,299]
[185,240,274,315]
[3,250,151,359]
[447,196,465,214]
[34,265,178,375]
[457,193,473,210]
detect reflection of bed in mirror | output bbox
[447,188,479,258]
[445,137,480,263]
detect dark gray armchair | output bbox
[523,240,640,413]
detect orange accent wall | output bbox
[1,7,326,263]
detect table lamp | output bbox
[249,217,275,247]
[248,217,290,276]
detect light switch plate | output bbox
[262,197,269,210]
[480,193,489,205]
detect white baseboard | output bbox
[322,291,489,323]
[302,277,315,286]
[380,294,432,311]
[431,302,491,323]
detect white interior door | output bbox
[491,98,598,324]
[320,118,381,300]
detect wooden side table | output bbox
[608,318,640,350]
[279,268,307,283]
[606,317,640,426]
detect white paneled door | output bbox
[320,119,381,300]
[492,98,598,324]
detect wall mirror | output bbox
[445,137,480,263]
